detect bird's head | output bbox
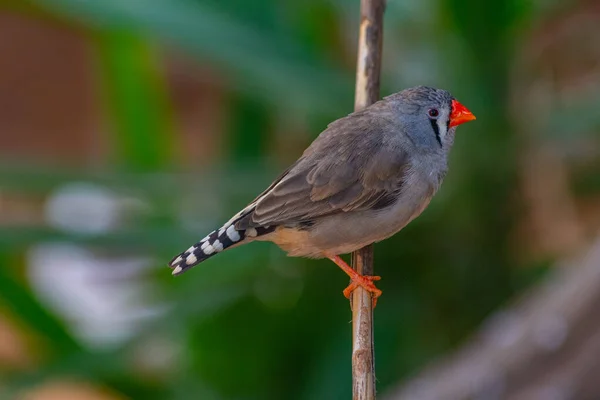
[387,86,476,152]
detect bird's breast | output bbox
[274,178,436,258]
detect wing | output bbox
[235,108,411,229]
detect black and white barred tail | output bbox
[169,166,293,276]
[168,208,273,275]
[169,223,245,275]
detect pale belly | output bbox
[262,182,435,258]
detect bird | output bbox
[168,86,475,305]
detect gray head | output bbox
[384,86,476,153]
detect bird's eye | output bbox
[428,109,439,118]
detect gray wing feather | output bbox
[236,108,410,229]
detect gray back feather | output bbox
[236,103,409,229]
[235,86,455,230]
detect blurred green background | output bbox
[0,0,599,399]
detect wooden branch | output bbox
[351,1,385,399]
[354,0,385,110]
[382,235,600,400]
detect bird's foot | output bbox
[327,255,382,308]
[343,275,381,307]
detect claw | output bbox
[342,276,382,307]
[328,255,382,308]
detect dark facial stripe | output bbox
[429,119,442,147]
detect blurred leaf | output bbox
[30,0,354,115]
[1,263,253,398]
[95,31,175,171]
[225,94,271,164]
[2,349,168,400]
[0,254,81,357]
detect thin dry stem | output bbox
[351,1,385,399]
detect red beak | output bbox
[449,99,476,128]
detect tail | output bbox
[168,208,273,275]
[169,167,292,276]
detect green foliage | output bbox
[96,31,175,171]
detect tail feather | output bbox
[169,223,247,275]
[169,208,274,275]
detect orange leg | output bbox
[327,255,382,307]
